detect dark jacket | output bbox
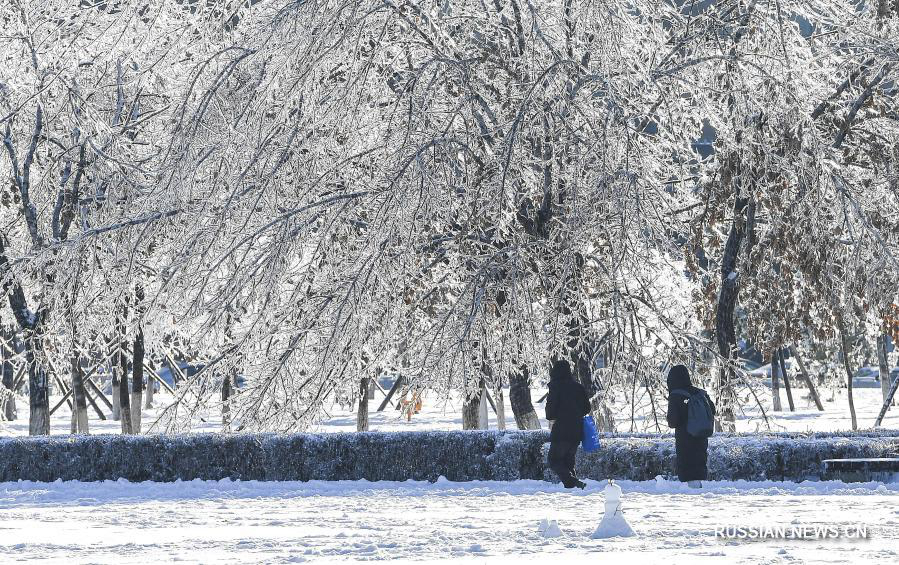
[666,365,715,481]
[545,360,590,442]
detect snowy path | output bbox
[2,479,897,564]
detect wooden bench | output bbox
[822,458,899,483]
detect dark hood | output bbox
[667,364,692,390]
[550,359,573,382]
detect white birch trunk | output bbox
[478,385,488,429]
[144,373,154,408]
[112,380,121,420]
[130,391,142,433]
[494,387,506,430]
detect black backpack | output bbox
[670,389,714,438]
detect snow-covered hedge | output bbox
[0,431,547,483]
[0,430,896,483]
[564,431,899,482]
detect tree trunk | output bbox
[71,354,88,434]
[789,345,824,411]
[1,327,16,421]
[474,345,491,430]
[573,343,600,421]
[590,360,617,433]
[477,382,489,429]
[838,321,858,431]
[1,239,48,434]
[117,353,132,433]
[778,348,795,411]
[144,359,155,409]
[508,366,541,429]
[111,343,121,421]
[494,387,506,430]
[117,312,132,434]
[877,334,892,405]
[222,373,232,431]
[368,370,378,399]
[131,327,144,433]
[356,376,369,432]
[26,333,50,435]
[595,396,617,432]
[714,197,752,431]
[771,351,783,412]
[874,366,899,427]
[462,378,483,430]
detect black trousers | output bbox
[675,433,709,482]
[548,440,579,487]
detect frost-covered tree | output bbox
[153,0,725,433]
[3,0,895,436]
[685,0,899,429]
[0,0,211,434]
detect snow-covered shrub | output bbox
[777,436,899,481]
[483,432,520,481]
[165,435,266,481]
[260,434,305,480]
[0,430,896,483]
[0,435,270,482]
[706,438,778,480]
[487,431,550,480]
[545,437,678,482]
[565,432,899,482]
[290,431,497,481]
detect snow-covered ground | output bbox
[1,376,897,436]
[3,378,897,564]
[1,478,897,564]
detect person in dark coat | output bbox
[545,359,590,489]
[666,364,715,484]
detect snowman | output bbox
[591,479,635,538]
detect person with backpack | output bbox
[666,364,715,486]
[545,358,591,489]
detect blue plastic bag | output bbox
[582,415,600,452]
